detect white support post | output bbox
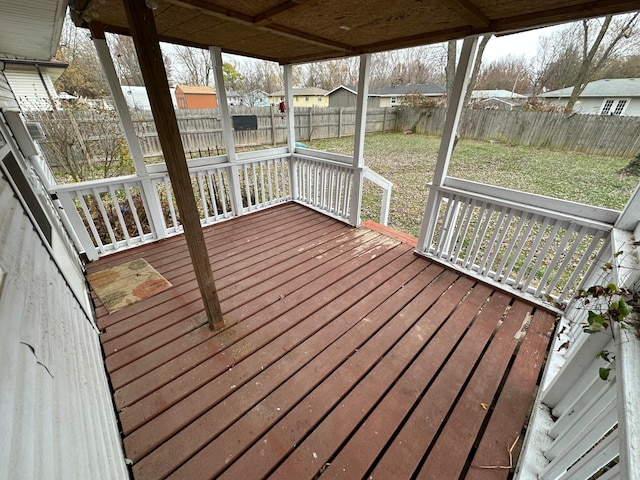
[56,191,99,261]
[417,36,479,251]
[614,181,640,233]
[209,46,244,216]
[91,28,166,240]
[612,228,640,480]
[350,53,371,226]
[283,64,298,200]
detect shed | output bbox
[175,84,217,110]
[121,85,178,111]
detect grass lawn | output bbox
[308,133,639,237]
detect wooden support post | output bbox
[417,36,479,251]
[122,1,223,330]
[350,53,371,226]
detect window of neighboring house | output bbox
[305,96,310,102]
[600,98,628,115]
[390,96,398,105]
[317,96,322,101]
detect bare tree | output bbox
[477,55,531,94]
[371,46,446,89]
[445,34,491,107]
[172,46,213,86]
[564,13,640,113]
[528,29,580,96]
[108,35,145,86]
[54,17,109,98]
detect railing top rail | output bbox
[49,174,143,194]
[236,146,290,162]
[146,154,230,174]
[294,147,353,165]
[431,181,616,232]
[444,177,619,225]
[363,166,393,189]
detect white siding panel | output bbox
[4,69,56,111]
[0,170,128,480]
[0,68,18,111]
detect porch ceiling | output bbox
[69,0,640,64]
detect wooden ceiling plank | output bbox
[437,0,491,29]
[254,0,309,26]
[166,0,355,56]
[122,0,224,330]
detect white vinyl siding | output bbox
[0,71,128,479]
[4,68,59,111]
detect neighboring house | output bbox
[175,84,217,109]
[227,89,269,107]
[2,58,67,110]
[268,87,329,108]
[325,84,446,108]
[121,85,178,111]
[539,78,640,116]
[371,84,446,107]
[470,89,527,110]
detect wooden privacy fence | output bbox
[397,107,640,158]
[35,106,398,162]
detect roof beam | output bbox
[123,0,224,330]
[166,0,355,55]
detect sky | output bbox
[481,25,561,63]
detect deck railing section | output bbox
[51,148,390,259]
[516,229,640,480]
[291,150,357,222]
[418,177,617,305]
[52,175,156,259]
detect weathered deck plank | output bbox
[89,202,556,480]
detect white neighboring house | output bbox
[470,89,527,110]
[2,58,67,110]
[539,78,640,116]
[121,85,178,111]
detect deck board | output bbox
[89,202,557,479]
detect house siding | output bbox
[327,89,356,108]
[0,62,17,109]
[544,96,640,116]
[4,66,59,111]
[0,72,128,480]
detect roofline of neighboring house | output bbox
[325,85,358,96]
[372,93,444,97]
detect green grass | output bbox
[308,133,639,237]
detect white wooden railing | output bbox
[517,229,640,480]
[50,148,392,260]
[418,177,618,305]
[292,150,356,222]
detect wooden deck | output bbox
[87,202,557,480]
